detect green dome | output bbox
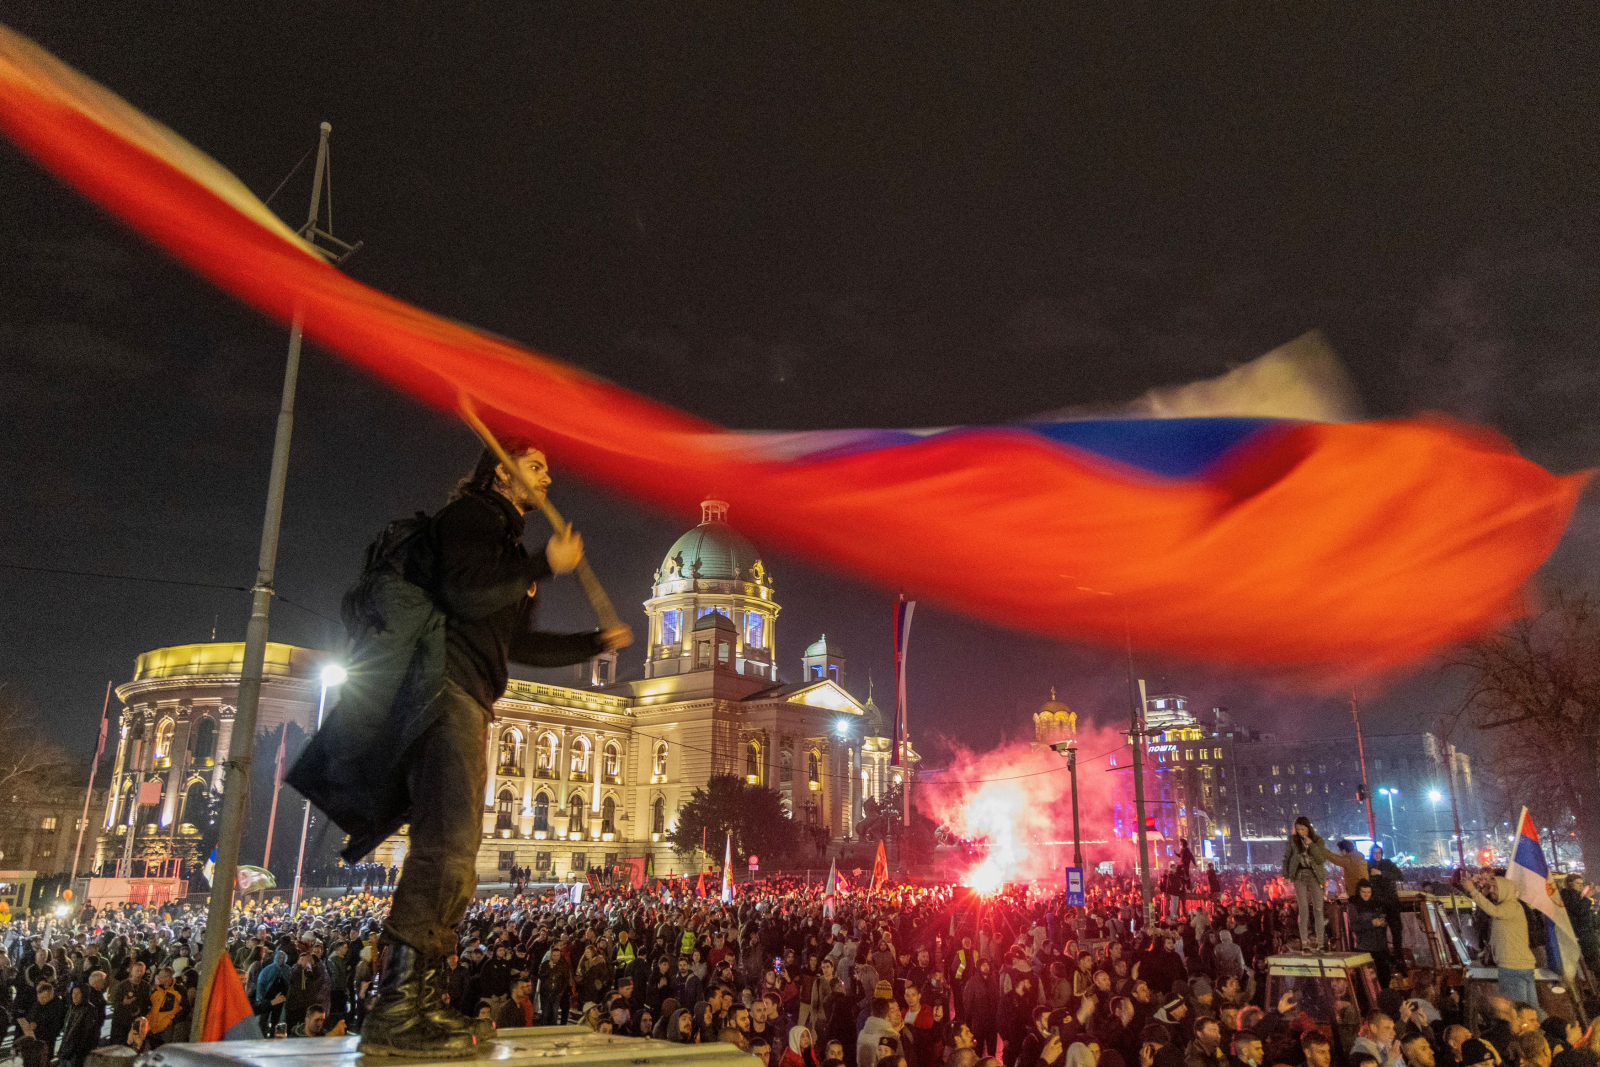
[661,502,765,583]
[804,634,840,657]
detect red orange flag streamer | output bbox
[0,24,1585,683]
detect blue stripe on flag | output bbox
[1513,834,1550,877]
[1025,418,1281,478]
[760,417,1284,479]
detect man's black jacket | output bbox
[288,486,604,860]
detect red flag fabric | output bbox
[202,960,255,1042]
[0,25,1585,683]
[871,840,889,893]
[695,872,706,899]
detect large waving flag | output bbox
[1507,808,1580,979]
[823,859,838,919]
[721,831,734,904]
[0,25,1586,681]
[872,840,889,893]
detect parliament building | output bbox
[103,500,911,881]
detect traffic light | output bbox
[1144,817,1157,831]
[1477,848,1494,867]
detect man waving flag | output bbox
[1507,808,1581,979]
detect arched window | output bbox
[653,741,668,779]
[152,719,174,762]
[498,728,525,775]
[190,717,217,763]
[652,796,666,835]
[571,736,591,778]
[568,795,585,836]
[533,792,550,833]
[781,749,793,784]
[536,733,558,776]
[602,741,620,782]
[746,740,761,782]
[495,789,516,833]
[602,796,616,835]
[180,779,209,832]
[808,749,821,787]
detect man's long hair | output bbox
[452,447,502,501]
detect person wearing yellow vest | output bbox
[615,931,637,967]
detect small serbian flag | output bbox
[0,24,1585,684]
[1507,808,1581,979]
[202,960,261,1041]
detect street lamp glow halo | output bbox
[321,663,348,687]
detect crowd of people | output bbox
[5,823,1600,1067]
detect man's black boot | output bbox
[358,942,476,1059]
[418,953,474,1040]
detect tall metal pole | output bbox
[262,723,288,871]
[290,676,336,914]
[1068,743,1083,870]
[1351,693,1378,844]
[120,729,144,876]
[1444,742,1467,867]
[191,122,330,1042]
[70,681,112,885]
[1132,679,1154,928]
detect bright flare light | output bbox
[321,663,348,687]
[964,860,1006,894]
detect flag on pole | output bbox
[93,701,108,764]
[823,859,838,919]
[695,871,706,899]
[0,27,1586,683]
[872,840,889,893]
[203,847,217,888]
[721,831,734,903]
[201,960,261,1041]
[892,597,915,766]
[1507,807,1581,979]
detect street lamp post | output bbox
[290,663,345,913]
[1378,788,1400,855]
[1052,739,1083,870]
[1428,789,1444,865]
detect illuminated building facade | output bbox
[1098,693,1487,867]
[404,498,901,880]
[101,642,323,872]
[112,501,905,883]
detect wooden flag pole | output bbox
[459,394,631,642]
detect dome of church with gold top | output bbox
[1034,687,1076,745]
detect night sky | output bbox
[4,6,1598,770]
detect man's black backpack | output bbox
[340,512,438,636]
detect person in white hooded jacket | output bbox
[1459,868,1538,1007]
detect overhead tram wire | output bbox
[0,560,339,626]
